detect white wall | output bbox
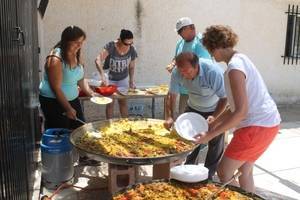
[39,0,300,104]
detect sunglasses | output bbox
[122,41,133,46]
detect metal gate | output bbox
[0,0,39,199]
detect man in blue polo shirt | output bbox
[167,17,211,114]
[165,52,227,180]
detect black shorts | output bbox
[39,95,85,130]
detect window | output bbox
[284,5,300,64]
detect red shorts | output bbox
[224,125,279,162]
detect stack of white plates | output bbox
[170,164,209,183]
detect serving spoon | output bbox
[205,171,242,200]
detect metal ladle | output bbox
[74,117,102,138]
[62,113,102,138]
[62,112,86,125]
[74,117,86,125]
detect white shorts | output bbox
[109,77,129,92]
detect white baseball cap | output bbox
[175,17,193,32]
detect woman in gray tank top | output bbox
[95,29,137,119]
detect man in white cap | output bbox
[166,17,211,114]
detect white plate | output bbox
[170,164,208,183]
[174,112,208,141]
[90,96,112,105]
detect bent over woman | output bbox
[196,25,281,193]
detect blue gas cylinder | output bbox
[41,128,74,189]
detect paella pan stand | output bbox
[70,119,198,194]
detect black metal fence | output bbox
[0,0,39,199]
[284,4,300,64]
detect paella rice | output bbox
[75,119,193,157]
[113,182,257,200]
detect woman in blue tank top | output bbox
[39,26,95,129]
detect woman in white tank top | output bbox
[194,25,281,193]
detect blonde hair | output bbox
[202,25,238,52]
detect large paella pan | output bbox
[112,179,265,200]
[70,118,197,165]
